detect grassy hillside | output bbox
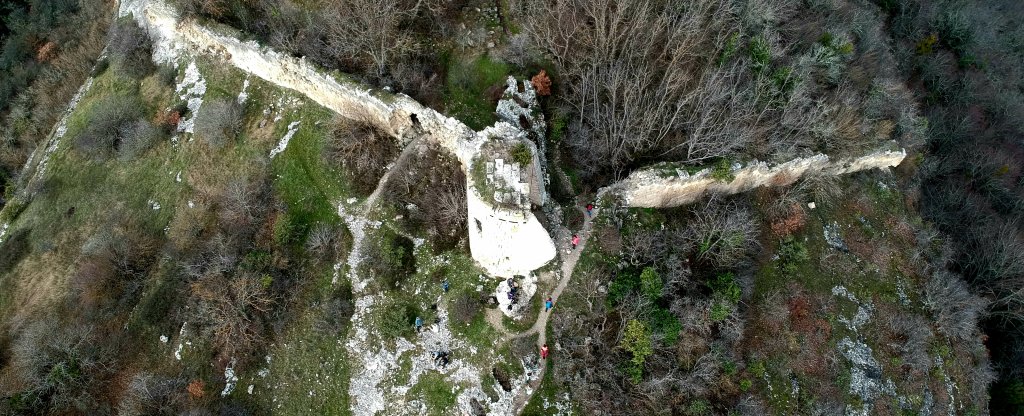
[2,0,1020,414]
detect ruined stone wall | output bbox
[120,0,483,162]
[611,146,907,208]
[465,186,556,277]
[121,0,557,277]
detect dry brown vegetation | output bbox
[174,0,463,98]
[323,117,399,197]
[0,0,112,200]
[512,0,922,182]
[385,144,468,251]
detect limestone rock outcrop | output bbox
[610,145,906,208]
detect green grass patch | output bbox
[271,105,351,246]
[258,308,353,415]
[521,358,564,415]
[444,54,509,130]
[408,372,458,415]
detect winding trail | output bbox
[340,136,428,415]
[336,136,422,288]
[505,201,598,413]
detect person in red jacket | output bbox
[571,234,580,249]
[540,344,549,359]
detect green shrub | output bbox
[620,319,652,384]
[711,159,734,181]
[740,378,753,391]
[639,267,661,301]
[710,302,731,322]
[749,36,771,73]
[272,213,295,246]
[685,399,711,416]
[718,32,740,66]
[510,142,532,167]
[778,238,810,275]
[380,299,420,338]
[749,360,767,378]
[916,33,939,55]
[606,269,640,306]
[73,95,145,159]
[647,307,681,345]
[240,251,273,272]
[819,32,834,46]
[934,11,973,55]
[548,112,567,145]
[771,66,797,98]
[723,359,737,375]
[372,230,416,290]
[710,272,741,303]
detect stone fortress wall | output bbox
[121,0,905,276]
[120,0,557,277]
[609,146,907,208]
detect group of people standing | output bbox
[505,277,521,310]
[415,203,596,367]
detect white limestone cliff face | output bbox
[612,146,907,208]
[466,186,556,277]
[466,123,556,277]
[120,0,556,277]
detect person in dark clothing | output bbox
[434,351,450,368]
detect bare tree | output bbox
[324,117,398,196]
[74,95,144,159]
[189,272,273,357]
[118,119,163,161]
[620,228,669,267]
[214,171,271,237]
[657,62,761,163]
[117,372,188,415]
[924,269,987,341]
[305,222,336,257]
[678,198,758,267]
[321,0,420,78]
[194,98,242,148]
[434,176,467,235]
[9,320,112,412]
[524,0,740,177]
[108,16,154,78]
